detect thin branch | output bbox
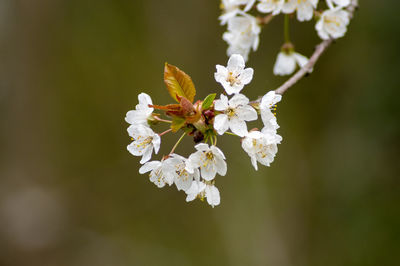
[158,128,172,137]
[257,14,274,25]
[169,132,186,155]
[274,0,359,95]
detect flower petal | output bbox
[237,105,258,121]
[214,94,229,111]
[273,52,296,76]
[201,164,217,181]
[139,161,161,174]
[227,54,245,72]
[293,52,309,69]
[195,143,209,152]
[215,157,227,176]
[229,93,249,107]
[205,185,220,207]
[140,146,153,164]
[214,114,229,135]
[240,68,254,85]
[229,118,248,137]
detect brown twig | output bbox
[274,0,358,95]
[257,14,274,25]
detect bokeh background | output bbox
[1,0,399,265]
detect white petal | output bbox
[273,52,296,76]
[261,91,282,107]
[211,145,226,160]
[127,142,143,156]
[229,118,248,137]
[140,146,153,164]
[186,193,197,202]
[293,52,309,68]
[152,134,161,154]
[139,161,161,174]
[214,94,229,111]
[297,2,314,21]
[205,185,220,207]
[201,165,217,181]
[214,114,229,135]
[215,157,227,176]
[282,0,297,13]
[214,65,229,83]
[332,0,350,7]
[250,156,258,171]
[137,93,153,108]
[229,93,249,107]
[185,180,200,196]
[227,54,245,72]
[240,68,254,85]
[237,105,258,121]
[125,110,147,125]
[194,143,209,152]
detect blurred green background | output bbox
[1,0,399,265]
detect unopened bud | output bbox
[193,131,204,143]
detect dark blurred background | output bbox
[0,0,399,265]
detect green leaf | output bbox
[164,63,196,103]
[171,116,186,132]
[201,93,216,110]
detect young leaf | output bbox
[164,63,196,103]
[201,93,216,110]
[171,116,186,132]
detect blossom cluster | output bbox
[125,54,282,207]
[220,0,353,75]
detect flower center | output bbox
[226,107,237,118]
[134,135,153,151]
[201,151,215,168]
[176,163,189,181]
[151,167,164,184]
[227,72,241,86]
[206,151,214,160]
[324,16,341,27]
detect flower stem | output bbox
[210,135,215,146]
[169,132,186,154]
[214,136,218,146]
[284,14,290,43]
[224,132,239,137]
[154,116,172,123]
[158,128,172,136]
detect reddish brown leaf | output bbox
[164,63,196,103]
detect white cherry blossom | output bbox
[241,130,281,170]
[315,7,350,40]
[185,180,221,208]
[219,0,256,25]
[257,0,284,15]
[185,179,206,202]
[125,93,154,127]
[186,144,227,181]
[223,14,260,62]
[163,154,200,192]
[273,51,309,76]
[214,94,257,136]
[259,91,282,129]
[139,160,173,188]
[127,124,160,164]
[215,54,254,95]
[204,184,221,207]
[282,0,318,21]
